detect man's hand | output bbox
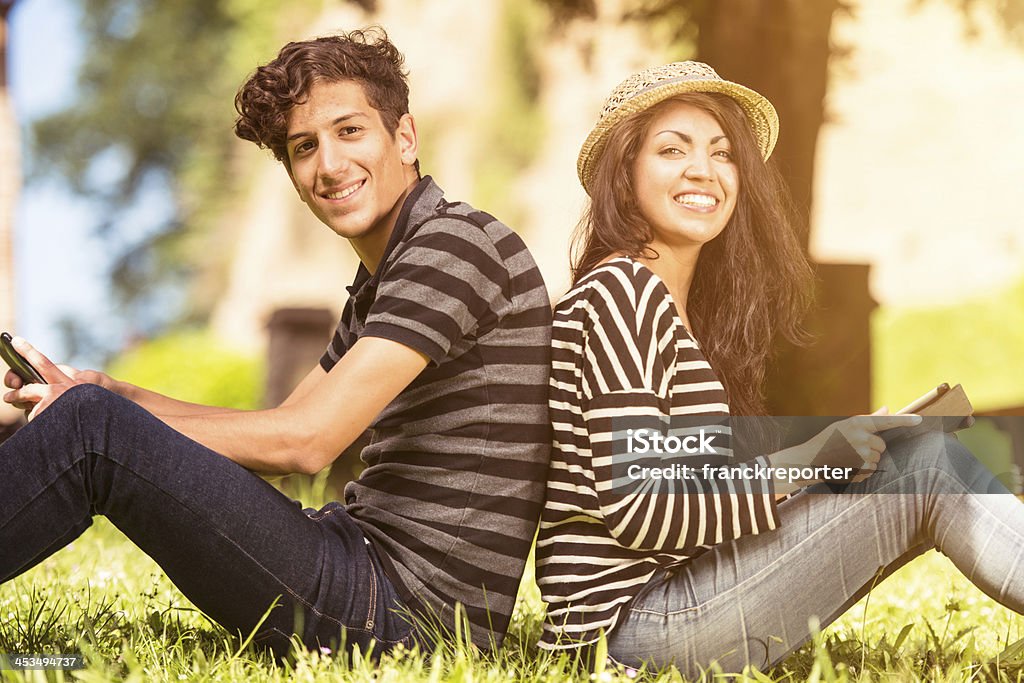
[1,337,108,421]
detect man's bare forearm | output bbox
[158,338,429,475]
[110,378,242,417]
[162,407,318,475]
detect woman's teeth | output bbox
[674,193,717,208]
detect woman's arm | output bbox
[767,411,925,495]
[585,390,780,551]
[564,263,780,552]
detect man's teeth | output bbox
[674,193,717,207]
[326,182,362,200]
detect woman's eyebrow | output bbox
[654,130,730,145]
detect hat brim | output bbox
[577,78,779,194]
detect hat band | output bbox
[630,74,717,100]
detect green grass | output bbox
[6,479,1024,683]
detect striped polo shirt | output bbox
[536,257,779,649]
[320,176,552,650]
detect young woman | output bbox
[536,61,1024,676]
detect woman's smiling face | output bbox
[632,100,739,251]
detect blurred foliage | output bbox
[30,0,321,326]
[544,0,1024,46]
[923,0,1024,43]
[873,276,1024,412]
[470,0,547,226]
[958,418,1016,490]
[540,0,698,50]
[105,328,264,409]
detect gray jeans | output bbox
[606,431,1024,676]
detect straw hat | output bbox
[577,61,779,194]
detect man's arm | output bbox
[161,336,426,474]
[135,358,327,416]
[279,363,327,408]
[6,350,330,418]
[4,335,425,475]
[109,378,243,416]
[4,364,243,417]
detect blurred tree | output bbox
[29,0,318,345]
[691,0,842,248]
[688,1,853,416]
[541,0,1024,416]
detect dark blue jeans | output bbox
[0,384,414,657]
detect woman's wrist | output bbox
[766,443,817,493]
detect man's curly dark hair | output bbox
[234,28,411,164]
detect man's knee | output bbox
[48,384,125,424]
[57,382,115,406]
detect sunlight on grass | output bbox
[6,493,1024,681]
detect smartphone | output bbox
[0,332,47,384]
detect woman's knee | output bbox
[884,431,1003,494]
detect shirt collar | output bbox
[345,175,444,297]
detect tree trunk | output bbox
[696,1,873,417]
[696,0,838,248]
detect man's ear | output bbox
[396,113,418,167]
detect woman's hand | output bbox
[2,337,113,421]
[768,408,924,495]
[802,407,922,482]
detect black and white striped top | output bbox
[320,177,552,650]
[537,257,779,649]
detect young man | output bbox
[0,29,551,656]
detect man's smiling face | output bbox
[285,79,418,252]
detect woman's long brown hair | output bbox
[571,92,813,416]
